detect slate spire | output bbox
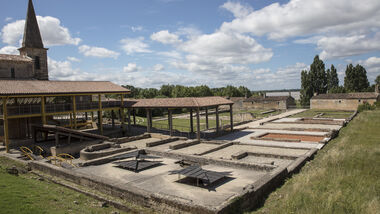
[22,0,44,48]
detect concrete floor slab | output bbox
[174,143,220,155]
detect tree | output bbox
[375,74,380,85]
[238,86,252,97]
[300,70,312,106]
[344,64,369,92]
[309,55,327,94]
[326,64,339,91]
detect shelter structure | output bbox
[124,97,234,141]
[311,90,379,111]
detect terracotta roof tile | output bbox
[0,54,32,62]
[125,97,233,108]
[311,92,379,100]
[0,80,129,95]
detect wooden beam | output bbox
[69,113,73,129]
[98,94,103,135]
[196,108,200,141]
[216,106,219,134]
[168,109,173,136]
[205,107,209,130]
[2,97,9,153]
[72,95,77,129]
[127,108,131,134]
[133,109,136,125]
[190,108,194,133]
[146,109,151,133]
[41,96,46,125]
[120,95,126,134]
[230,104,233,132]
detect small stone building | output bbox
[243,95,296,110]
[311,91,380,111]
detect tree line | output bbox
[300,55,379,106]
[122,84,254,99]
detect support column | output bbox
[72,96,77,129]
[229,104,233,132]
[2,97,9,153]
[85,112,88,121]
[196,108,200,141]
[91,112,94,122]
[168,109,173,136]
[69,113,73,129]
[205,107,209,130]
[111,110,115,128]
[120,95,126,133]
[190,108,194,133]
[41,96,46,125]
[146,109,151,133]
[215,106,219,134]
[127,108,131,133]
[98,94,103,135]
[133,109,136,125]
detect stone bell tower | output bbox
[18,0,49,80]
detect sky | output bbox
[0,0,380,90]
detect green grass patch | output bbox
[0,157,129,214]
[252,109,380,214]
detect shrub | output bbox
[357,102,375,112]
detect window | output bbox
[11,68,15,78]
[35,56,40,69]
[358,99,361,103]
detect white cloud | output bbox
[131,26,143,32]
[179,31,272,66]
[48,58,81,79]
[318,33,380,60]
[153,64,165,71]
[78,45,120,59]
[221,0,380,40]
[1,16,81,46]
[120,37,151,55]
[157,51,182,59]
[358,56,380,74]
[151,30,182,44]
[0,46,19,55]
[123,63,141,73]
[67,56,80,62]
[221,1,253,18]
[4,17,13,22]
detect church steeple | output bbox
[19,0,49,80]
[22,0,44,49]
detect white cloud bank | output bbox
[79,45,119,59]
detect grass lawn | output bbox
[0,157,131,214]
[252,109,380,214]
[289,109,354,119]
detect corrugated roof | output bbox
[311,92,379,100]
[0,54,32,62]
[125,97,233,108]
[244,96,290,102]
[0,80,130,95]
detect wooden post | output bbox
[127,108,131,134]
[98,94,103,135]
[2,97,9,153]
[196,108,200,141]
[41,96,46,125]
[205,107,209,130]
[85,112,88,121]
[55,132,59,147]
[72,96,77,129]
[215,106,219,134]
[120,95,126,133]
[69,113,73,129]
[229,104,233,132]
[91,111,94,122]
[111,110,115,128]
[190,108,194,133]
[133,109,136,125]
[146,109,151,133]
[168,109,173,136]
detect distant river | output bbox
[266,91,301,100]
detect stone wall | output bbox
[19,47,48,80]
[243,100,285,110]
[311,98,378,111]
[0,60,34,79]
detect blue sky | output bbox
[1,0,379,90]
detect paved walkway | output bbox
[234,109,306,129]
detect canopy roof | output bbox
[0,80,130,96]
[124,96,233,108]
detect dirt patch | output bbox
[260,133,325,142]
